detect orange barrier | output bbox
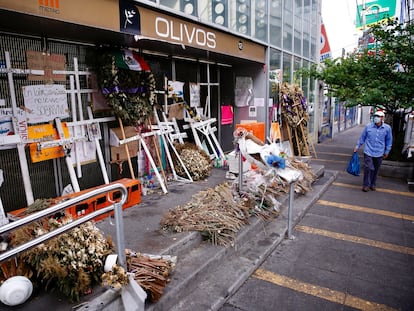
[236,122,265,143]
[8,178,141,222]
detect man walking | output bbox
[354,111,392,192]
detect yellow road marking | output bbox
[295,225,414,256]
[253,268,397,311]
[333,182,414,197]
[317,199,414,221]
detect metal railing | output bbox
[0,183,128,267]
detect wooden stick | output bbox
[294,127,301,157]
[118,117,135,179]
[299,123,310,156]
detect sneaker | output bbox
[362,187,369,192]
[369,186,376,191]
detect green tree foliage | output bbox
[299,19,414,115]
[298,19,414,161]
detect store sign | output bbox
[154,17,216,49]
[320,23,332,62]
[119,2,265,63]
[356,0,397,29]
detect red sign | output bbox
[320,23,332,62]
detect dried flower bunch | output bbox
[9,217,114,302]
[161,182,278,247]
[173,142,213,181]
[101,264,128,290]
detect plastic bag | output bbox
[346,152,360,176]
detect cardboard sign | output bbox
[23,84,69,124]
[26,50,66,82]
[28,123,70,163]
[110,126,139,163]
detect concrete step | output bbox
[145,166,336,311]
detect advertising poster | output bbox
[189,82,200,107]
[235,76,253,107]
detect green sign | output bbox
[355,0,397,29]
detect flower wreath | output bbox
[95,49,156,126]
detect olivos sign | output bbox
[120,2,265,63]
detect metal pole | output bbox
[238,145,243,192]
[287,182,295,239]
[113,201,126,267]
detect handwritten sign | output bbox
[23,84,69,124]
[26,50,66,82]
[0,108,28,150]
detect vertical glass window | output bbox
[303,0,311,58]
[269,48,282,102]
[159,0,180,11]
[212,0,228,27]
[310,22,317,61]
[283,0,293,52]
[269,0,282,48]
[282,52,292,83]
[181,0,198,16]
[230,0,251,36]
[199,0,228,27]
[294,0,303,55]
[294,56,301,85]
[301,60,310,99]
[253,0,267,42]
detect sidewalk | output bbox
[8,129,356,310]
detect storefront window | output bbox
[230,0,251,36]
[269,0,282,48]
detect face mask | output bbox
[374,116,381,123]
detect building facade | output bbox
[0,0,321,211]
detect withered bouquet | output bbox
[161,182,278,247]
[9,217,114,302]
[173,142,213,181]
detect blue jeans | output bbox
[363,153,383,188]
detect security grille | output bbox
[0,33,108,212]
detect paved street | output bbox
[221,126,414,311]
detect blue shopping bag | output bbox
[346,152,360,176]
